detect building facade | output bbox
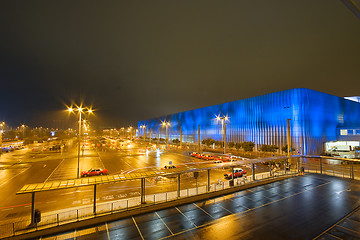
[138,88,360,155]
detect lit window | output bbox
[340,129,347,135]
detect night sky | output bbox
[1,1,359,129]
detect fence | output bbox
[301,157,359,180]
[0,167,299,238]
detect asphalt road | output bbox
[38,174,360,239]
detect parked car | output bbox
[190,152,199,157]
[202,154,215,160]
[224,168,247,179]
[81,168,109,177]
[162,165,177,169]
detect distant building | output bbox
[138,88,360,155]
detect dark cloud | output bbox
[0,0,359,128]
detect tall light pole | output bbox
[68,105,94,179]
[216,114,229,154]
[0,122,4,154]
[140,125,146,142]
[21,124,25,140]
[128,126,133,140]
[162,121,170,147]
[120,127,124,138]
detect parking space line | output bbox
[322,233,343,240]
[106,222,110,240]
[217,204,233,214]
[193,203,214,219]
[96,152,106,169]
[243,195,255,202]
[175,207,197,227]
[336,224,360,234]
[155,212,174,235]
[45,158,65,183]
[0,168,28,188]
[132,216,144,240]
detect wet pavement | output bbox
[39,174,360,240]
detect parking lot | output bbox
[38,173,360,239]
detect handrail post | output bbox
[177,174,181,198]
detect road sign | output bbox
[169,161,172,165]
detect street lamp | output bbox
[216,114,229,154]
[128,126,133,140]
[20,124,26,140]
[140,125,146,142]
[0,122,5,154]
[67,105,94,178]
[161,121,170,147]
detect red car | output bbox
[215,156,230,162]
[190,152,199,157]
[224,168,247,179]
[202,154,215,160]
[81,168,109,177]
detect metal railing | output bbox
[0,168,297,238]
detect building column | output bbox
[198,125,201,153]
[141,178,145,204]
[93,185,97,214]
[252,163,255,180]
[31,192,35,225]
[180,126,182,148]
[320,158,322,174]
[207,169,210,191]
[177,174,181,198]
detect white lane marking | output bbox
[0,168,28,188]
[132,216,144,240]
[193,203,214,219]
[106,222,111,240]
[161,181,334,240]
[175,207,197,227]
[44,158,65,183]
[155,212,174,235]
[216,203,233,214]
[96,152,106,169]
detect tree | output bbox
[202,138,215,147]
[260,144,279,152]
[242,141,255,152]
[235,143,242,150]
[172,139,180,144]
[228,142,235,148]
[282,145,294,153]
[215,141,223,147]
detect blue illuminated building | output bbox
[138,88,360,155]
